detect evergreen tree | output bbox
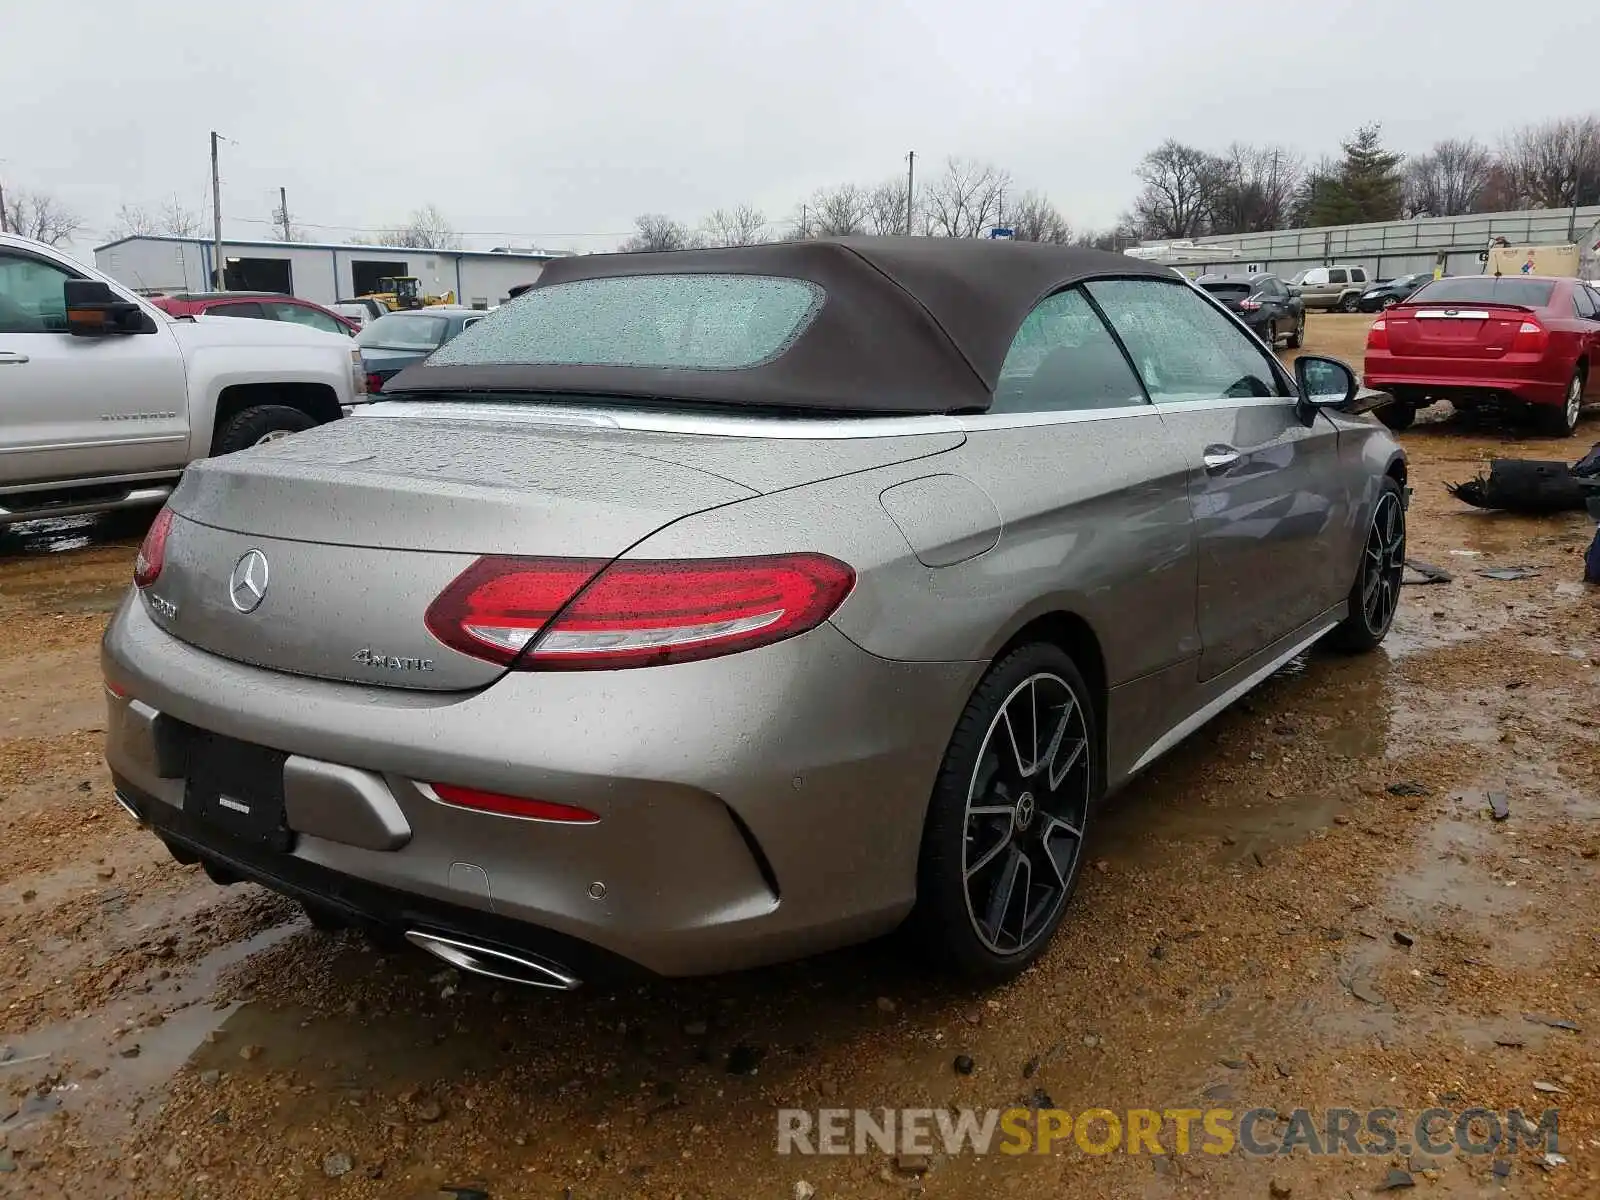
[1302,125,1405,226]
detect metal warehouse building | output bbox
[1136,204,1600,280]
[92,235,570,309]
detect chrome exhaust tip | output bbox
[113,791,143,823]
[404,931,581,991]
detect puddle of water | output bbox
[0,922,302,1141]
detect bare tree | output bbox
[114,196,202,238]
[380,203,462,249]
[701,204,768,247]
[1403,138,1492,217]
[3,189,81,247]
[797,184,870,237]
[1210,143,1303,233]
[1006,191,1072,243]
[864,179,913,236]
[620,213,697,252]
[922,157,1010,238]
[1130,140,1225,238]
[1499,117,1600,209]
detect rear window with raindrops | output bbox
[427,274,824,372]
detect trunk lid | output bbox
[1383,303,1533,360]
[152,407,961,690]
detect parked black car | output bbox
[1196,273,1304,349]
[1358,272,1435,312]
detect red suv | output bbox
[151,292,360,337]
[1363,275,1600,436]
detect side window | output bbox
[991,288,1147,414]
[1351,268,1368,283]
[1264,278,1286,299]
[1086,279,1283,404]
[0,251,75,334]
[1574,287,1598,319]
[266,301,344,336]
[1328,268,1349,285]
[208,301,268,320]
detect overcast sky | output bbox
[8,0,1595,258]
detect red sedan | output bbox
[1363,275,1600,436]
[151,291,359,337]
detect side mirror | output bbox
[64,279,148,336]
[1294,354,1358,426]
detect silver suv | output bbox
[1290,265,1370,313]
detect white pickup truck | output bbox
[0,233,367,526]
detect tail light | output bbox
[1366,318,1388,351]
[1240,298,1261,311]
[1511,319,1548,353]
[350,348,368,396]
[425,553,856,670]
[427,783,599,824]
[133,507,174,589]
[366,372,385,393]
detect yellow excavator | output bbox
[357,276,457,312]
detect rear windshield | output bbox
[357,313,449,351]
[1406,277,1556,307]
[428,274,824,371]
[1199,281,1252,297]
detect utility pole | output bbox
[905,150,916,235]
[210,131,224,289]
[0,178,8,235]
[279,186,291,241]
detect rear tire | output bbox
[1263,321,1278,349]
[1286,313,1304,349]
[214,405,317,455]
[1329,478,1405,653]
[911,643,1101,982]
[1378,403,1416,432]
[1533,370,1583,438]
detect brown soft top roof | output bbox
[384,237,1177,414]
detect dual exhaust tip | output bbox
[119,792,582,992]
[404,930,581,991]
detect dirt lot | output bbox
[2,312,1597,1199]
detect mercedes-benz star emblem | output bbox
[228,549,270,614]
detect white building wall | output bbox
[95,239,210,294]
[95,238,561,307]
[459,258,547,308]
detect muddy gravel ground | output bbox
[1,314,1598,1199]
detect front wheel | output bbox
[214,405,317,454]
[1533,371,1583,437]
[1328,479,1406,653]
[912,644,1100,981]
[1339,293,1361,313]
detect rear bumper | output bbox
[101,592,980,978]
[1363,359,1569,407]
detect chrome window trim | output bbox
[359,399,967,440]
[1414,309,1491,319]
[957,404,1158,430]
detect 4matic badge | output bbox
[353,648,435,672]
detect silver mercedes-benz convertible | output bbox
[102,238,1406,988]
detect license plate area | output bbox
[184,731,292,852]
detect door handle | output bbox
[0,351,29,365]
[1202,446,1242,475]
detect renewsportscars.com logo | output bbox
[777,1106,1560,1159]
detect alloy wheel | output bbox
[1360,491,1405,635]
[253,429,295,446]
[962,672,1091,956]
[1565,374,1582,431]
